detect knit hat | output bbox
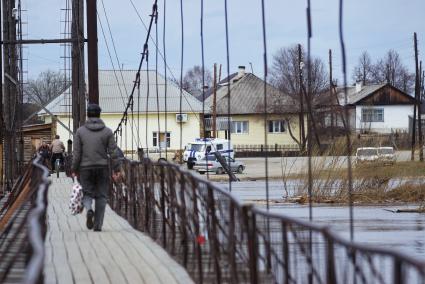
[87,104,101,117]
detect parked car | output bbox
[355,147,379,165]
[193,155,245,174]
[377,146,395,165]
[355,146,395,166]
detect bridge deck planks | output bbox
[44,174,193,284]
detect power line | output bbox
[97,12,139,148]
[114,0,158,136]
[99,0,141,147]
[127,0,201,123]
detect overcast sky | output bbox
[23,0,425,87]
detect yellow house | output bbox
[38,70,203,155]
[204,67,303,150]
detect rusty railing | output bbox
[110,158,425,283]
[0,155,50,284]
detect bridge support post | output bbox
[86,0,99,104]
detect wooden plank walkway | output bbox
[44,174,194,284]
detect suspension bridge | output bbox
[1,0,425,283]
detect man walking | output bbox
[50,135,65,171]
[72,104,117,231]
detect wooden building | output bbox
[22,122,56,163]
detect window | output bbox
[216,144,223,150]
[231,121,249,134]
[361,108,384,122]
[153,132,171,148]
[268,120,286,133]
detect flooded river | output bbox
[222,181,425,260]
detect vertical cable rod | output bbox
[224,0,232,191]
[339,0,354,241]
[163,0,168,158]
[200,0,209,179]
[179,0,184,160]
[260,0,270,210]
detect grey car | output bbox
[193,156,245,174]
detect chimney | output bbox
[237,65,246,78]
[355,81,363,93]
[232,66,246,83]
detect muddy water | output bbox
[222,181,425,260]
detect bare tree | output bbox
[270,45,327,149]
[270,44,328,98]
[370,50,414,93]
[352,51,374,85]
[180,65,213,100]
[24,70,68,105]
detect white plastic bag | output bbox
[69,179,84,215]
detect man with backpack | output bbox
[72,104,118,232]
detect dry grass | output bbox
[280,141,425,206]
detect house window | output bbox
[216,144,223,150]
[153,132,171,148]
[268,120,286,133]
[361,108,384,122]
[231,121,249,134]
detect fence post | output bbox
[159,164,167,248]
[325,229,337,284]
[179,172,189,268]
[207,186,222,283]
[282,221,290,284]
[131,163,138,228]
[191,178,203,284]
[242,204,258,284]
[228,202,238,283]
[393,258,403,284]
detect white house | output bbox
[38,70,203,154]
[336,83,416,134]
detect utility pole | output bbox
[412,32,419,161]
[329,49,334,141]
[418,60,423,161]
[212,63,217,138]
[86,0,99,104]
[298,44,306,151]
[72,0,86,133]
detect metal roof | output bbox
[204,73,298,115]
[336,84,387,105]
[38,70,203,115]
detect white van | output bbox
[183,138,234,169]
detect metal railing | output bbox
[110,158,425,283]
[0,155,50,284]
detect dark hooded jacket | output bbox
[72,117,117,172]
